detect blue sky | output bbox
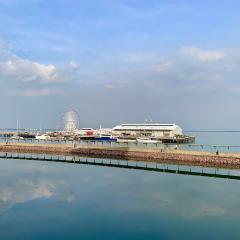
[0,0,240,130]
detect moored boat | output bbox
[116,138,137,143]
[137,137,160,144]
[95,134,117,141]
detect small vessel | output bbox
[137,137,159,144]
[116,138,137,143]
[10,135,23,140]
[95,134,117,141]
[35,134,50,140]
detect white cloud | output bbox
[124,52,159,63]
[0,58,64,83]
[0,47,80,84]
[153,59,172,72]
[68,61,80,70]
[105,83,115,90]
[181,47,225,61]
[16,88,63,97]
[143,80,153,87]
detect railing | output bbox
[2,137,240,152]
[0,137,165,150]
[180,143,240,152]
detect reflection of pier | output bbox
[1,152,240,181]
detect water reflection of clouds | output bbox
[0,160,77,213]
[106,172,240,220]
[0,159,240,222]
[181,205,226,219]
[144,176,240,220]
[0,178,77,213]
[0,180,54,212]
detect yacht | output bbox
[137,137,160,144]
[95,134,117,141]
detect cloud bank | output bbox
[0,46,80,96]
[0,58,61,83]
[181,47,225,62]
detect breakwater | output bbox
[0,143,240,169]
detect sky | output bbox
[0,0,240,130]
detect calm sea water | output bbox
[182,131,240,152]
[0,154,239,240]
[186,131,240,145]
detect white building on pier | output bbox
[112,123,183,138]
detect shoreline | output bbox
[0,143,240,169]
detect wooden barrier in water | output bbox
[0,152,239,180]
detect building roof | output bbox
[113,123,182,132]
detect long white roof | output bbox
[113,123,182,131]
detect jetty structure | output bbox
[0,123,195,144]
[1,118,240,168]
[112,123,194,143]
[1,152,240,180]
[0,109,194,143]
[0,107,194,143]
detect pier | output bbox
[2,137,240,152]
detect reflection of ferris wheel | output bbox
[62,109,80,132]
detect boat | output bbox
[116,138,137,143]
[95,134,117,141]
[35,134,50,140]
[10,135,23,140]
[137,137,160,144]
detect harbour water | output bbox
[0,132,239,239]
[186,131,240,145]
[0,159,239,239]
[182,131,240,152]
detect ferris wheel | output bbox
[62,109,80,132]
